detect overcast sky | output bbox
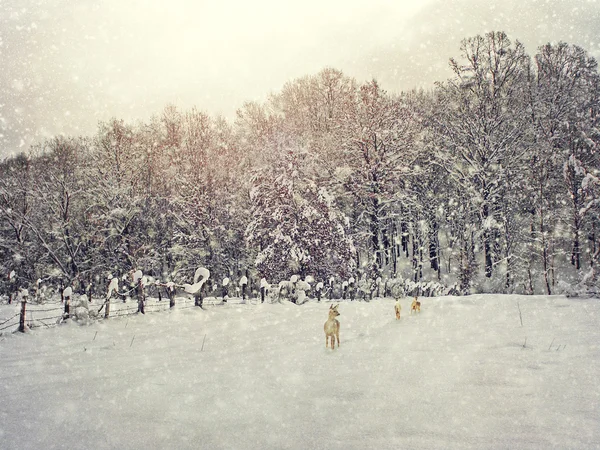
[1,0,599,158]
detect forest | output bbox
[1,31,599,300]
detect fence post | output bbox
[194,291,203,308]
[168,286,175,308]
[87,278,93,304]
[19,298,27,332]
[104,297,110,319]
[329,278,335,300]
[240,274,248,301]
[137,279,145,314]
[167,287,175,308]
[222,278,229,303]
[64,295,70,318]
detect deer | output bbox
[324,304,340,349]
[410,296,421,314]
[395,299,401,320]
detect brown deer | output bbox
[410,296,421,314]
[395,299,401,320]
[324,304,340,349]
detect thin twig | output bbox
[93,331,98,341]
[130,335,135,347]
[548,338,555,351]
[517,302,523,327]
[201,334,206,352]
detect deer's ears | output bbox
[333,304,339,310]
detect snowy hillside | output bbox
[0,295,598,449]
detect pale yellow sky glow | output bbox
[1,0,599,156]
[60,0,433,109]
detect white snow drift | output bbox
[0,294,598,449]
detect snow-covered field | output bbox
[1,294,598,449]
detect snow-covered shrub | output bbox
[276,280,292,302]
[382,277,447,298]
[295,279,311,305]
[383,278,405,298]
[559,268,599,298]
[315,282,324,300]
[259,278,271,302]
[18,288,30,301]
[580,268,599,297]
[133,270,143,285]
[107,276,119,298]
[72,295,93,323]
[357,276,375,300]
[276,276,310,304]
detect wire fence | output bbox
[0,313,20,332]
[0,291,332,335]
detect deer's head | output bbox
[328,304,340,317]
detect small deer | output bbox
[395,299,401,320]
[410,296,421,314]
[324,304,340,349]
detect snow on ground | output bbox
[0,294,599,449]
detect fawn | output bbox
[395,299,401,320]
[324,304,340,349]
[410,297,421,314]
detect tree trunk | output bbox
[567,160,582,270]
[392,222,399,276]
[412,233,418,282]
[482,203,493,278]
[382,224,391,267]
[590,222,597,268]
[401,221,409,257]
[370,207,382,274]
[429,218,440,277]
[504,219,511,290]
[418,233,424,280]
[539,184,552,295]
[572,200,581,270]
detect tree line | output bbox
[1,31,599,298]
